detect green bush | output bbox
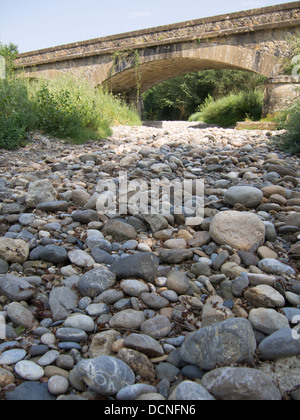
[188,90,264,127]
[0,78,35,149]
[0,73,141,149]
[274,102,300,154]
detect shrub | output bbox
[0,73,141,149]
[188,90,264,127]
[274,101,300,154]
[0,78,35,149]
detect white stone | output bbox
[15,361,44,381]
[64,314,95,332]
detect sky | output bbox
[0,0,296,53]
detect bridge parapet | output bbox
[15,2,300,69]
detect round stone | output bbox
[15,361,44,381]
[210,211,266,252]
[224,186,263,208]
[48,375,69,395]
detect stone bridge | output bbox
[15,1,300,115]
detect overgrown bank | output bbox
[0,41,141,150]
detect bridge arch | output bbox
[100,43,281,95]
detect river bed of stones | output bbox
[0,121,299,401]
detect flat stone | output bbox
[49,287,78,321]
[120,279,149,297]
[56,328,88,343]
[258,259,296,276]
[0,349,27,365]
[259,328,300,360]
[123,333,164,357]
[5,381,56,401]
[77,356,135,396]
[15,361,44,381]
[64,314,95,332]
[180,318,256,371]
[202,367,281,400]
[68,250,95,268]
[110,252,159,283]
[109,309,145,330]
[73,210,99,224]
[159,249,193,264]
[103,219,137,242]
[140,315,172,338]
[224,186,263,208]
[39,245,68,264]
[7,302,35,329]
[244,285,285,308]
[36,201,69,212]
[0,274,35,301]
[210,211,265,252]
[248,308,290,335]
[140,292,169,309]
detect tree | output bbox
[0,42,19,74]
[143,69,266,121]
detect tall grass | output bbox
[273,101,300,154]
[0,74,141,149]
[188,90,264,127]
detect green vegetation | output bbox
[0,42,141,150]
[143,70,266,121]
[189,90,264,127]
[273,102,300,154]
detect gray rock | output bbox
[155,363,180,382]
[168,380,215,401]
[143,214,169,233]
[110,252,159,283]
[140,292,169,309]
[78,268,116,298]
[166,271,190,295]
[0,274,35,301]
[180,318,256,370]
[116,384,157,400]
[7,302,35,329]
[123,333,164,357]
[39,245,68,264]
[248,308,290,335]
[232,272,249,297]
[0,349,27,365]
[224,186,263,208]
[56,328,88,343]
[49,287,78,321]
[73,210,99,224]
[258,259,296,276]
[64,314,95,332]
[15,361,44,381]
[140,315,172,338]
[109,309,145,330]
[159,249,193,264]
[68,250,95,268]
[0,258,9,274]
[244,285,285,308]
[202,367,281,400]
[26,180,56,208]
[258,328,300,360]
[5,381,56,401]
[77,356,135,395]
[120,279,149,297]
[36,201,69,212]
[103,219,137,242]
[48,375,69,395]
